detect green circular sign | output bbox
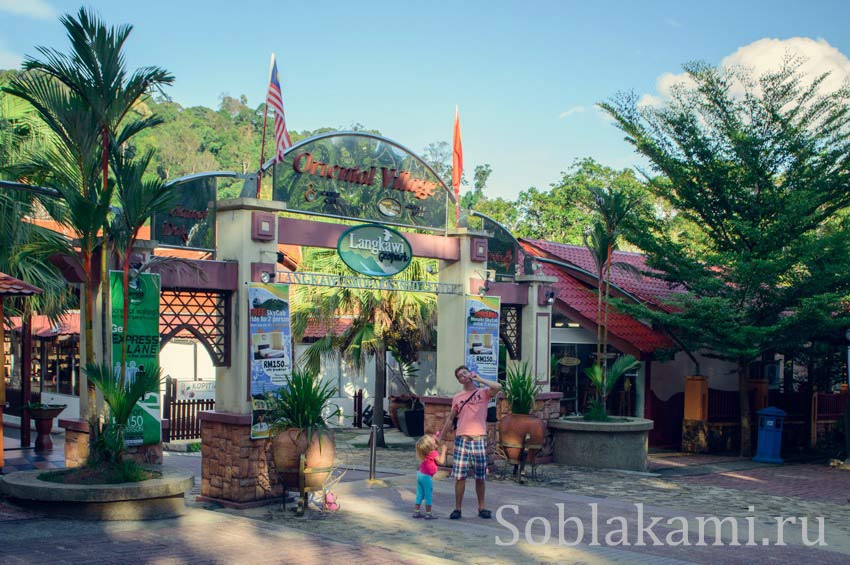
[337,224,413,277]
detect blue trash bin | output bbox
[753,406,786,464]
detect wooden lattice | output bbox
[160,289,231,366]
[500,305,521,360]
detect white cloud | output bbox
[559,105,585,119]
[0,46,23,69]
[641,37,850,106]
[665,18,683,29]
[0,0,54,19]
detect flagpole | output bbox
[257,53,275,198]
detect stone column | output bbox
[199,198,286,505]
[435,228,488,394]
[59,418,90,468]
[681,375,709,453]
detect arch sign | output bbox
[269,132,455,232]
[337,224,413,277]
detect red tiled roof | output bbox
[302,318,353,339]
[0,272,43,296]
[521,239,683,310]
[539,262,672,355]
[7,311,79,337]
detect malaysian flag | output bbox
[266,55,292,161]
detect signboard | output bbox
[110,271,161,446]
[337,224,412,277]
[177,380,215,401]
[464,295,501,381]
[271,132,452,232]
[249,283,292,439]
[152,174,218,250]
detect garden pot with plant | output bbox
[499,362,546,464]
[269,367,338,490]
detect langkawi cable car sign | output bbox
[267,132,455,232]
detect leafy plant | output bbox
[583,354,638,420]
[268,367,338,445]
[85,362,161,463]
[503,361,541,415]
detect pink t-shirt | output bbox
[452,388,491,437]
[419,450,439,475]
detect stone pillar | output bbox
[202,199,285,505]
[198,412,281,506]
[59,418,90,468]
[515,275,557,392]
[681,375,709,453]
[435,228,488,394]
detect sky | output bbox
[2,0,850,200]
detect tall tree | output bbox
[3,7,173,418]
[601,59,850,455]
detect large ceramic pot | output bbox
[302,430,335,490]
[498,413,547,464]
[272,429,309,488]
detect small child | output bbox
[413,432,448,520]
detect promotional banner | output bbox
[249,283,292,439]
[177,380,215,401]
[464,295,501,381]
[110,271,161,446]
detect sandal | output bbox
[449,509,462,519]
[478,509,492,519]
[412,511,423,519]
[424,514,438,520]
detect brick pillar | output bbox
[59,418,90,468]
[682,375,709,453]
[198,411,281,507]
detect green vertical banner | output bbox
[110,271,162,446]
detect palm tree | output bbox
[290,249,437,447]
[3,7,173,418]
[582,185,638,416]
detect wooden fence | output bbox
[162,378,214,442]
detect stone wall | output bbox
[199,412,281,505]
[125,443,164,465]
[59,419,89,468]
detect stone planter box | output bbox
[549,417,653,472]
[0,465,194,520]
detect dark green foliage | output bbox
[268,367,338,445]
[504,361,542,415]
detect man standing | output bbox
[439,365,502,519]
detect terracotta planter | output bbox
[302,430,335,490]
[498,413,546,464]
[272,429,309,488]
[272,429,335,491]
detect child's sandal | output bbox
[424,513,437,520]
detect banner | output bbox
[110,271,161,446]
[249,283,292,439]
[464,295,501,381]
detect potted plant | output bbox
[499,362,546,465]
[269,367,338,490]
[24,402,67,452]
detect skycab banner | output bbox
[271,132,452,232]
[248,283,292,439]
[464,295,501,381]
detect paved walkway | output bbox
[1,428,849,563]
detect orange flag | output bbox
[452,106,463,221]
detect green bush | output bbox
[268,367,338,444]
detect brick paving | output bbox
[2,428,850,563]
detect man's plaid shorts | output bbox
[451,435,487,480]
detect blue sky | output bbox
[2,0,849,199]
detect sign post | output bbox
[464,295,501,381]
